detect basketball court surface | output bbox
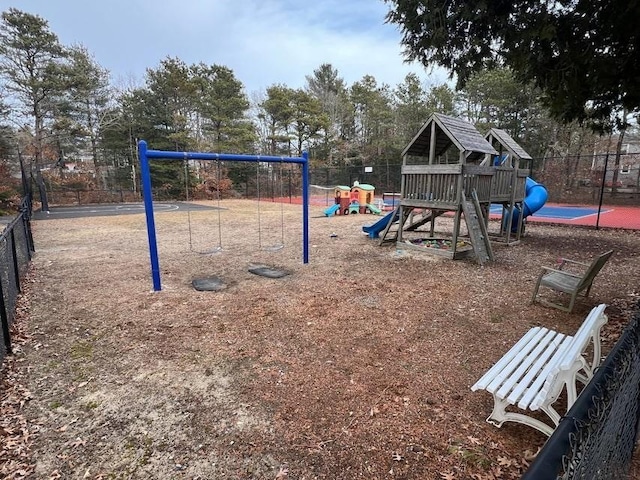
[489,203,640,229]
[32,202,219,220]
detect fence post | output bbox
[19,202,34,258]
[596,153,610,230]
[10,229,20,294]
[23,214,34,258]
[0,279,12,355]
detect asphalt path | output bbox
[32,202,219,220]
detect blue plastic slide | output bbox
[324,204,340,216]
[510,177,548,230]
[362,209,398,239]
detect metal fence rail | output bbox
[522,305,640,479]
[0,197,34,361]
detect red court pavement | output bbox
[273,197,640,230]
[527,204,640,230]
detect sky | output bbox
[4,0,448,95]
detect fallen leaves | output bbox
[69,437,86,449]
[274,464,288,479]
[0,286,36,479]
[467,435,482,445]
[3,203,639,479]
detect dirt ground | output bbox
[2,199,640,479]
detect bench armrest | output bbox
[558,258,589,269]
[540,266,583,279]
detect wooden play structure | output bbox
[483,128,533,245]
[379,113,531,264]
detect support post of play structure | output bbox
[138,140,310,291]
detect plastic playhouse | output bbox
[324,181,381,216]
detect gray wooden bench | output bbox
[532,250,613,312]
[471,304,607,436]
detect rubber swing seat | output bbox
[192,276,227,291]
[247,265,290,279]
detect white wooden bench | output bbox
[471,304,608,436]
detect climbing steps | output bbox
[461,190,494,265]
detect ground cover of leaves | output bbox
[2,199,640,479]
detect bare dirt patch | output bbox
[5,199,640,479]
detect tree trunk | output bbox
[86,99,104,189]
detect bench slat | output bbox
[528,304,609,411]
[515,336,573,409]
[496,330,565,402]
[471,327,546,392]
[540,272,581,293]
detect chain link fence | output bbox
[309,156,640,201]
[522,305,640,479]
[537,153,640,204]
[45,188,141,205]
[35,155,640,229]
[0,196,34,361]
[307,156,640,229]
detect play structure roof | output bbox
[353,183,375,191]
[402,113,498,162]
[486,128,532,160]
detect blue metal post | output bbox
[302,151,309,264]
[139,141,162,291]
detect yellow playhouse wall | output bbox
[351,188,374,205]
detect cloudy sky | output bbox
[5,0,448,94]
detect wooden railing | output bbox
[463,165,494,203]
[401,164,530,209]
[491,167,530,202]
[401,164,462,208]
[491,167,515,202]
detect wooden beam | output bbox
[428,121,436,165]
[402,164,463,175]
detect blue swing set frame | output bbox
[138,140,310,291]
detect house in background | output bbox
[591,135,640,189]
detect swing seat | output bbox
[192,276,227,291]
[248,265,290,278]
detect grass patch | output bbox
[70,341,93,360]
[448,439,492,469]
